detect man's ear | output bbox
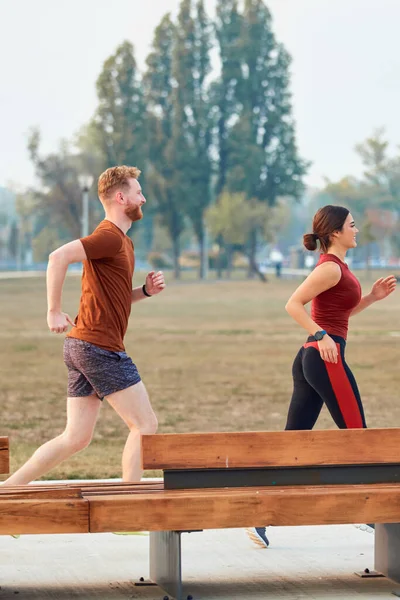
[115,190,124,205]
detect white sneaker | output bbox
[354,523,375,534]
[246,527,270,548]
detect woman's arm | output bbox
[350,276,397,317]
[285,262,341,363]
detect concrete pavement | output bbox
[0,524,397,599]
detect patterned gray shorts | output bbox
[63,338,141,400]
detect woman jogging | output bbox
[247,204,396,549]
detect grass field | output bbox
[1,270,399,480]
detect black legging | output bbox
[285,335,367,430]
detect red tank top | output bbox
[311,254,361,340]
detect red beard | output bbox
[125,205,143,222]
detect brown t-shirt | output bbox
[67,220,135,352]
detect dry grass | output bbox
[1,271,400,480]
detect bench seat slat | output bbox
[0,437,9,475]
[0,488,84,500]
[142,429,400,470]
[0,499,89,535]
[0,480,158,489]
[0,482,163,497]
[88,483,400,532]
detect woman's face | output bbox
[334,213,359,249]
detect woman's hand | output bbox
[317,334,338,363]
[370,276,397,301]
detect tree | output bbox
[92,41,147,173]
[226,0,308,201]
[14,188,36,266]
[223,0,308,278]
[27,128,101,251]
[28,129,83,240]
[209,0,244,276]
[7,221,18,261]
[213,0,243,197]
[1,185,36,266]
[80,41,153,248]
[206,190,283,278]
[320,130,400,263]
[171,0,214,279]
[144,13,185,278]
[322,130,400,215]
[32,226,64,263]
[355,128,400,210]
[320,176,372,216]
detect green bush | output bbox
[147,252,173,269]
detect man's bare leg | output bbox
[2,395,101,486]
[106,381,157,482]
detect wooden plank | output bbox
[142,428,400,469]
[0,480,158,489]
[0,488,83,500]
[78,482,163,494]
[0,481,164,494]
[0,437,9,474]
[56,480,159,490]
[83,487,164,497]
[0,499,89,535]
[88,483,400,532]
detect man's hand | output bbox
[370,276,397,301]
[47,310,75,334]
[144,271,166,296]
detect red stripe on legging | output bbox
[303,341,363,428]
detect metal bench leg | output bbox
[375,523,400,583]
[150,530,183,600]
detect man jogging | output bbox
[3,165,164,486]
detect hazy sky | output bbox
[2,0,400,191]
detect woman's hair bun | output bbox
[303,233,318,252]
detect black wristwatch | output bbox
[314,330,327,341]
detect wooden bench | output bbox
[0,437,9,476]
[2,429,400,600]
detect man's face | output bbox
[123,178,146,222]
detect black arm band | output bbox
[142,284,152,298]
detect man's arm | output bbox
[131,271,166,304]
[47,240,87,333]
[131,285,152,303]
